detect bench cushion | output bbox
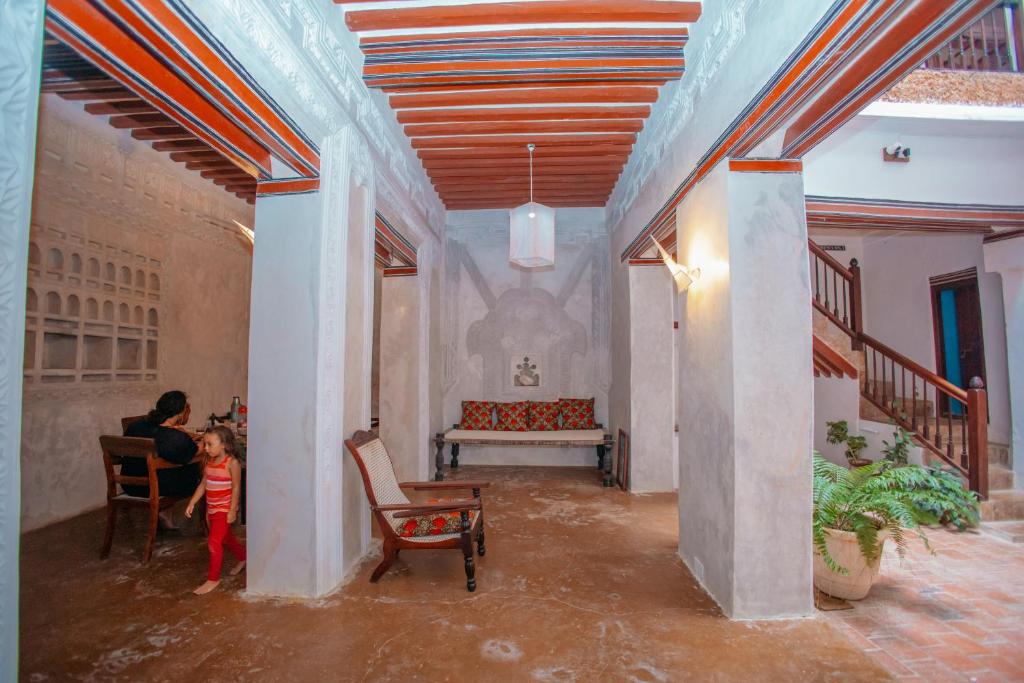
[445,428,606,445]
[528,401,560,431]
[394,503,479,538]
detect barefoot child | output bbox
[186,425,246,594]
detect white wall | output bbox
[441,208,610,466]
[628,265,676,492]
[21,97,254,531]
[805,113,1024,205]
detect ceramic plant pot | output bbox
[813,528,887,600]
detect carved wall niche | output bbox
[24,227,162,387]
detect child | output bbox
[186,425,246,595]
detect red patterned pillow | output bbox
[559,398,597,430]
[495,402,529,431]
[528,401,560,431]
[460,401,494,430]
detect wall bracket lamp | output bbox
[651,236,701,293]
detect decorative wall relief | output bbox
[512,354,541,387]
[467,288,586,399]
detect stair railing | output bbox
[808,238,989,499]
[808,241,863,349]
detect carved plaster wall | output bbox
[442,209,611,432]
[1,0,44,675]
[20,96,254,532]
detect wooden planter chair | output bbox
[344,430,490,592]
[99,435,200,563]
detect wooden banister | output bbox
[859,333,967,401]
[808,240,853,279]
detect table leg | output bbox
[434,433,445,481]
[451,442,460,469]
[596,444,604,470]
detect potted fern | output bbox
[812,454,978,600]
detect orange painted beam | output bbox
[370,74,679,89]
[364,57,685,76]
[380,80,671,94]
[344,1,702,31]
[412,133,636,149]
[406,120,644,136]
[361,26,687,43]
[434,179,619,191]
[445,201,606,209]
[390,86,660,108]
[396,106,651,124]
[363,38,687,56]
[425,163,627,176]
[727,159,803,173]
[417,145,633,159]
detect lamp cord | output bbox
[528,143,534,204]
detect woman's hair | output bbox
[206,425,240,458]
[147,390,188,423]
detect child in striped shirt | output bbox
[186,425,246,595]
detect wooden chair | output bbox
[99,435,199,563]
[344,430,490,592]
[120,415,148,433]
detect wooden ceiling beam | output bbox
[169,151,222,162]
[418,144,632,159]
[57,87,138,101]
[343,1,702,32]
[406,120,643,137]
[412,133,636,149]
[201,169,254,180]
[153,140,211,152]
[84,100,156,115]
[434,178,619,190]
[364,57,684,77]
[390,86,659,108]
[131,127,195,141]
[224,183,257,193]
[360,26,687,45]
[397,105,651,124]
[107,113,174,129]
[446,200,605,209]
[184,160,242,171]
[425,162,626,175]
[41,77,120,93]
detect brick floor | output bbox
[825,528,1024,681]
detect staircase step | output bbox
[980,489,1024,522]
[982,520,1024,544]
[989,463,1015,491]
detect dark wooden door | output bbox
[930,272,986,416]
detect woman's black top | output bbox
[121,419,200,497]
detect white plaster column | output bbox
[984,236,1024,484]
[675,160,813,619]
[246,128,375,598]
[628,264,676,492]
[0,1,43,676]
[379,273,427,481]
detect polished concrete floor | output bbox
[20,466,888,681]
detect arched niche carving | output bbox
[47,248,64,271]
[45,292,62,315]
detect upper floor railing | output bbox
[922,2,1024,73]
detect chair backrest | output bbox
[344,430,409,510]
[99,435,160,500]
[121,414,148,433]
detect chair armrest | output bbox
[376,500,481,517]
[398,481,491,491]
[152,454,203,470]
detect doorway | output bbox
[930,268,986,416]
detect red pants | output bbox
[207,512,246,581]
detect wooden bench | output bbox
[433,425,615,487]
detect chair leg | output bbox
[476,516,486,557]
[101,503,117,559]
[371,539,397,583]
[143,504,159,564]
[460,510,476,592]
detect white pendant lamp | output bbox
[510,143,555,268]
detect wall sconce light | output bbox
[651,236,701,293]
[232,220,255,248]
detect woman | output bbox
[123,390,202,526]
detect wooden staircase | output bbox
[808,239,998,503]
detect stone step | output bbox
[989,463,1015,491]
[989,443,1011,467]
[980,489,1024,522]
[981,520,1024,544]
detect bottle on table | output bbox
[230,396,241,423]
